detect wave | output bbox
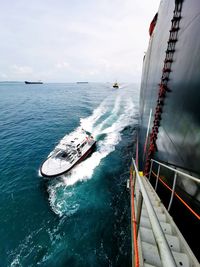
[48,94,136,216]
[92,95,121,135]
[79,99,108,133]
[9,216,67,267]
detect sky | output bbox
[0,0,160,83]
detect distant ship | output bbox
[113,82,119,88]
[76,82,88,84]
[25,81,43,84]
[40,129,96,178]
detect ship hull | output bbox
[139,0,200,198]
[25,81,43,84]
[138,0,200,259]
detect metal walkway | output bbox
[130,159,199,267]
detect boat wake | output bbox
[48,93,137,216]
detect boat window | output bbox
[80,141,87,148]
[60,152,68,158]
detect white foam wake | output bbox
[48,95,136,216]
[80,99,108,133]
[92,95,121,136]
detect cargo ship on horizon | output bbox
[25,81,43,84]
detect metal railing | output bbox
[149,159,200,211]
[131,158,177,267]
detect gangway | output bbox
[129,158,199,267]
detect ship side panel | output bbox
[156,0,200,175]
[139,0,200,176]
[139,0,174,169]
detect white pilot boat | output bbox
[40,129,96,178]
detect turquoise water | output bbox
[0,83,139,267]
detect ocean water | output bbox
[0,83,139,267]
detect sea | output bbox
[0,82,139,267]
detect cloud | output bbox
[0,0,160,82]
[55,62,70,69]
[0,73,8,79]
[11,65,33,75]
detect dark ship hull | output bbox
[25,81,43,84]
[138,0,200,259]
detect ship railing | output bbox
[148,159,200,212]
[131,158,177,267]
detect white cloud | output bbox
[11,65,33,75]
[0,73,8,79]
[55,62,70,69]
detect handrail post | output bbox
[168,172,177,211]
[132,167,143,237]
[132,169,136,192]
[136,191,143,237]
[148,160,153,180]
[155,165,161,191]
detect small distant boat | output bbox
[25,81,43,84]
[40,129,96,178]
[113,82,119,88]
